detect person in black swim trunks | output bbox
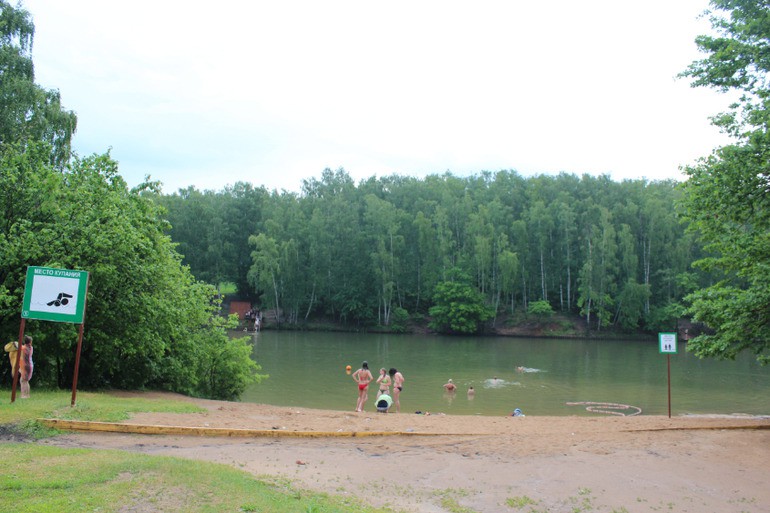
[388,367,404,413]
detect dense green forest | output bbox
[156,169,703,334]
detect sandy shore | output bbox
[41,391,770,513]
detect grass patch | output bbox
[438,497,478,513]
[0,389,204,438]
[506,495,538,509]
[0,443,396,513]
[433,488,478,513]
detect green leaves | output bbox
[0,146,264,399]
[429,271,494,334]
[0,2,76,168]
[679,0,770,363]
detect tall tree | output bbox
[248,233,281,325]
[0,1,76,168]
[680,0,770,363]
[363,194,403,326]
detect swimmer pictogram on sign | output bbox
[47,292,73,307]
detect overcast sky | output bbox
[23,1,732,194]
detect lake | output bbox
[240,331,770,417]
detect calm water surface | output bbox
[240,331,770,417]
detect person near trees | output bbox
[4,339,19,378]
[352,361,373,412]
[19,335,33,398]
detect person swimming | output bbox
[485,376,505,388]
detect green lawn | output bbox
[0,389,205,437]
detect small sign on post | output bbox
[658,332,677,418]
[658,332,678,354]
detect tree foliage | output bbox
[0,144,265,398]
[0,1,76,168]
[679,0,770,364]
[429,270,494,334]
[527,300,555,318]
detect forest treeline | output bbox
[157,168,704,333]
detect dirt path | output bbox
[39,392,770,513]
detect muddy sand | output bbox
[39,391,770,513]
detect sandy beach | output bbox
[41,391,770,513]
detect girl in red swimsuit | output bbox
[352,361,373,412]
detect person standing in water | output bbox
[352,361,373,412]
[376,368,391,399]
[389,368,404,412]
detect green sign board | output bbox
[658,332,678,354]
[21,266,89,324]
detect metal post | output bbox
[667,354,672,419]
[70,322,85,406]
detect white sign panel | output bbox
[22,266,88,323]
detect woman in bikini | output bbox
[389,367,404,413]
[376,368,391,399]
[352,361,373,412]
